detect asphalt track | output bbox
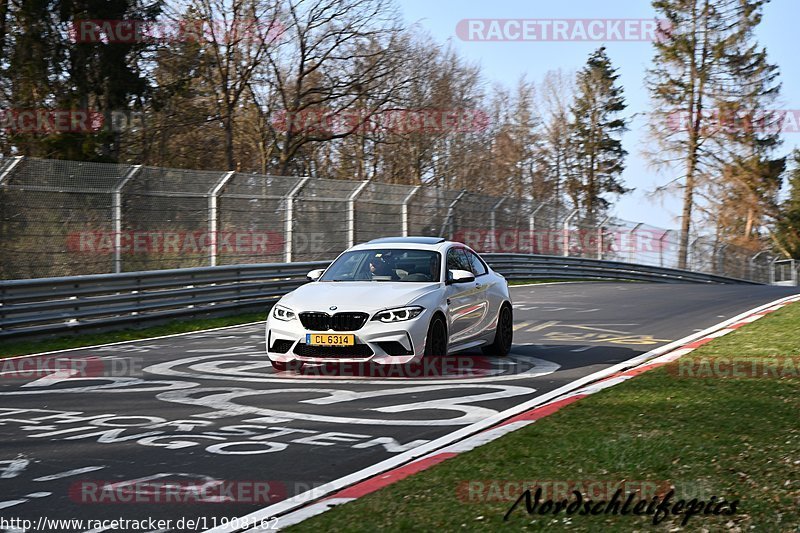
[1,282,798,532]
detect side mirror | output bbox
[447,269,475,284]
[307,268,325,281]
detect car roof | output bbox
[350,236,453,252]
[365,236,446,245]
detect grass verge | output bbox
[0,312,266,358]
[287,301,800,532]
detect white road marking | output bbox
[0,459,29,479]
[0,499,27,510]
[33,466,106,481]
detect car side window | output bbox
[465,250,488,276]
[446,248,471,274]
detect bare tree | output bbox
[183,0,280,170]
[248,0,410,175]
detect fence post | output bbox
[440,191,466,240]
[749,251,765,282]
[659,230,672,268]
[529,203,544,254]
[490,197,506,252]
[562,209,578,257]
[628,222,643,264]
[347,180,370,248]
[113,165,142,274]
[0,155,24,186]
[596,216,610,260]
[208,171,235,267]
[715,243,728,276]
[284,176,310,263]
[401,185,421,237]
[768,256,779,284]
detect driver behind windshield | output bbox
[369,255,396,279]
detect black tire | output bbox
[424,316,448,357]
[482,305,513,357]
[270,360,303,372]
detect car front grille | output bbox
[299,312,368,331]
[293,343,374,358]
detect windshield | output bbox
[319,249,442,282]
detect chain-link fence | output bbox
[0,155,785,282]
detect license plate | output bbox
[305,333,355,347]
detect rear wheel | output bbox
[482,305,513,357]
[270,360,303,372]
[424,316,448,357]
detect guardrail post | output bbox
[347,180,370,248]
[401,185,421,237]
[0,155,24,186]
[596,216,610,260]
[490,198,506,252]
[628,222,643,264]
[659,230,672,268]
[208,171,235,267]
[562,209,578,257]
[439,191,466,239]
[284,176,310,263]
[529,203,544,254]
[113,165,142,274]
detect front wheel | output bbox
[424,316,448,357]
[482,305,513,357]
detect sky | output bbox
[395,0,800,230]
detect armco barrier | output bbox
[486,254,761,285]
[0,254,759,339]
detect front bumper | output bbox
[266,309,432,365]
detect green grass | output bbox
[287,302,800,532]
[0,312,266,358]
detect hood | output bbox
[279,281,440,313]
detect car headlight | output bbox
[272,305,296,321]
[371,306,424,323]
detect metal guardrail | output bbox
[487,254,761,285]
[0,255,759,340]
[0,261,329,339]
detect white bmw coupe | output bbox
[265,237,513,371]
